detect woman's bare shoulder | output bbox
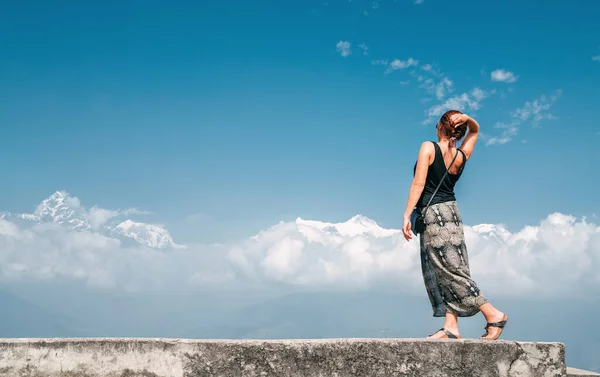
[419,141,436,153]
[417,141,436,164]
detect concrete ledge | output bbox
[0,338,565,377]
[568,367,600,376]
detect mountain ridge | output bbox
[1,191,513,249]
[1,191,183,249]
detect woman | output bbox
[402,110,508,340]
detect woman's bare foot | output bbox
[481,312,508,340]
[428,328,461,339]
[479,303,508,340]
[428,313,461,339]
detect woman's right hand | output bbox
[402,215,412,241]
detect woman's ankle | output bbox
[483,309,505,323]
[480,303,503,321]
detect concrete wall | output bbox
[0,338,566,377]
[567,368,600,377]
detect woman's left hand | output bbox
[450,113,470,128]
[402,215,412,241]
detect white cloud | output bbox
[512,89,562,122]
[491,69,518,83]
[593,55,600,61]
[470,87,488,101]
[1,209,599,299]
[261,236,304,281]
[386,58,419,72]
[484,121,519,146]
[485,89,562,145]
[371,59,388,66]
[0,217,225,292]
[512,89,562,125]
[30,190,150,231]
[358,43,369,55]
[411,63,457,102]
[1,191,179,251]
[0,220,20,237]
[414,0,424,3]
[423,87,492,124]
[88,206,149,230]
[372,57,455,102]
[419,76,453,100]
[336,41,352,57]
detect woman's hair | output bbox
[437,109,467,141]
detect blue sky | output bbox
[2,3,600,369]
[1,0,599,242]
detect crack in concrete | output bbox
[37,348,51,369]
[507,343,526,376]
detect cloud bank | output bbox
[1,195,599,299]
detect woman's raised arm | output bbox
[451,113,480,160]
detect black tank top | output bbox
[413,141,467,208]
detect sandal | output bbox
[480,315,508,340]
[428,328,461,339]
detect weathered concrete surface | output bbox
[0,338,566,377]
[568,367,600,376]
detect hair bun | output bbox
[439,110,467,142]
[451,124,467,140]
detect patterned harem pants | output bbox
[419,200,488,317]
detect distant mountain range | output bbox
[294,214,401,239]
[0,191,183,249]
[0,191,513,251]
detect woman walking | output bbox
[402,110,508,340]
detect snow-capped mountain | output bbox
[1,191,514,251]
[34,191,90,230]
[296,215,401,238]
[115,220,183,249]
[471,224,512,243]
[291,214,513,245]
[1,191,182,249]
